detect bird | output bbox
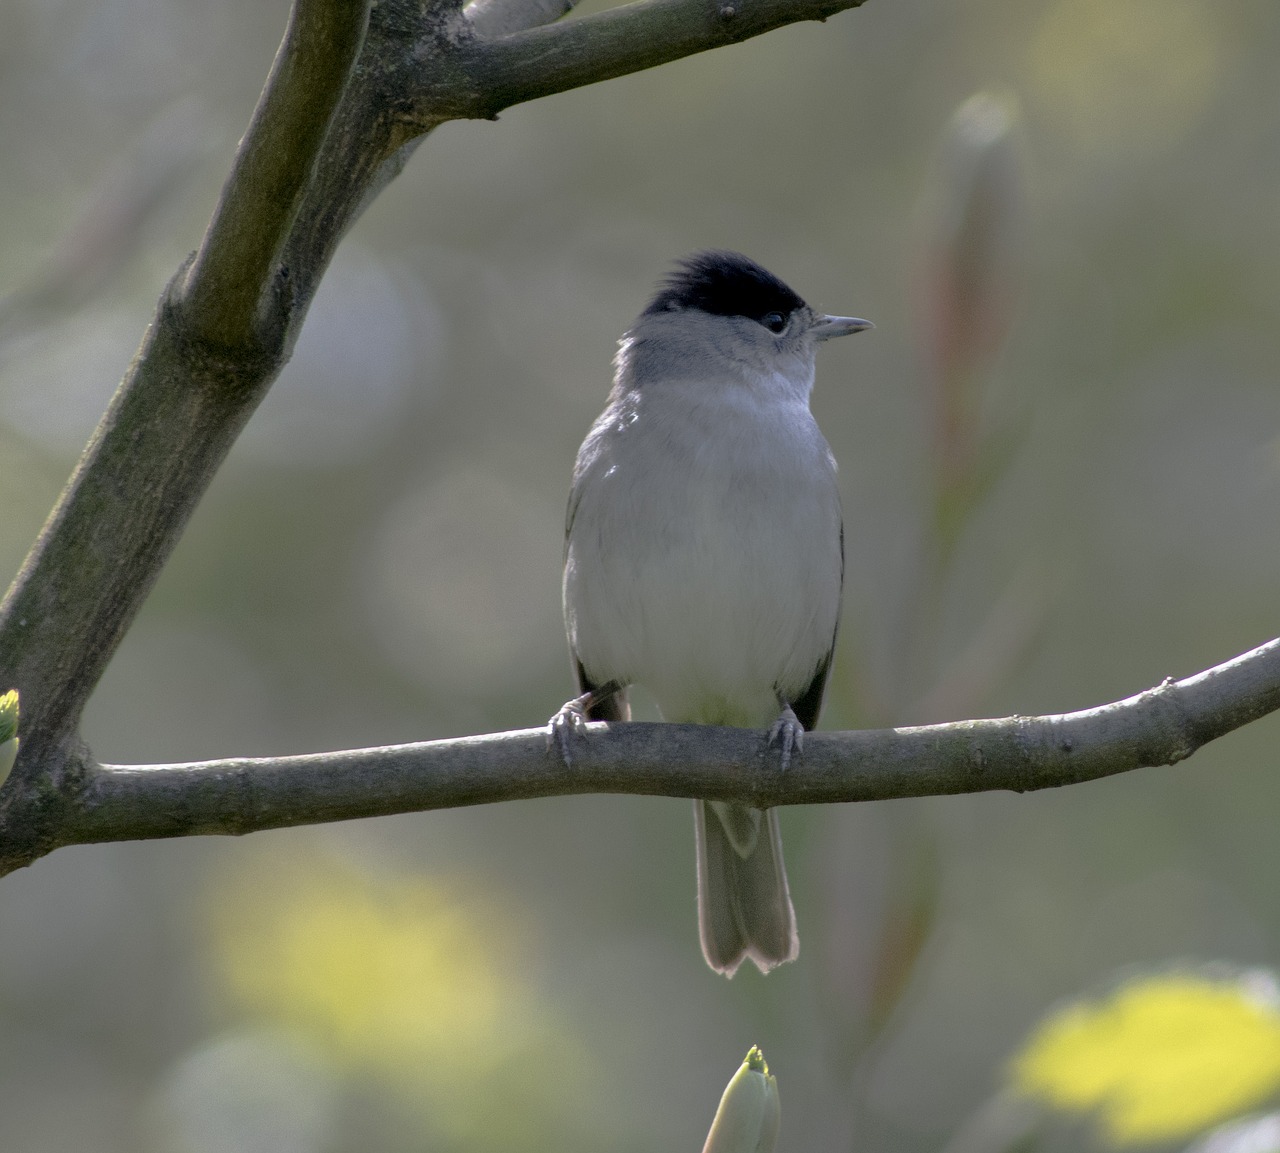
[550,250,871,976]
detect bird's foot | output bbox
[547,692,593,765]
[766,703,804,771]
[547,680,624,764]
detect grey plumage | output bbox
[553,251,870,976]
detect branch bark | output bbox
[181,0,370,348]
[452,0,868,118]
[34,638,1278,868]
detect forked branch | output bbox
[0,0,871,872]
[2,0,1271,886]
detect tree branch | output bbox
[29,638,1274,868]
[422,0,868,120]
[181,0,370,348]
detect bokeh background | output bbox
[1,0,1280,1149]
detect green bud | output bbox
[702,1047,780,1153]
[0,690,19,789]
[0,690,18,744]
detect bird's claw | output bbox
[766,704,803,771]
[547,695,591,765]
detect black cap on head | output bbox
[643,250,807,326]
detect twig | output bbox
[29,637,1274,871]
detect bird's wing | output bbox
[564,429,630,722]
[573,660,630,722]
[789,518,843,731]
[564,477,583,556]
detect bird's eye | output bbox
[761,311,787,334]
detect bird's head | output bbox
[618,250,871,400]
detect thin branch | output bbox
[431,0,868,120]
[181,0,370,348]
[34,638,1277,866]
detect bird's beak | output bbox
[811,314,874,342]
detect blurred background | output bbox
[1,0,1280,1149]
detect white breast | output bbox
[564,376,843,727]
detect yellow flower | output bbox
[1011,970,1280,1144]
[207,846,583,1145]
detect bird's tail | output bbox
[695,799,798,976]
